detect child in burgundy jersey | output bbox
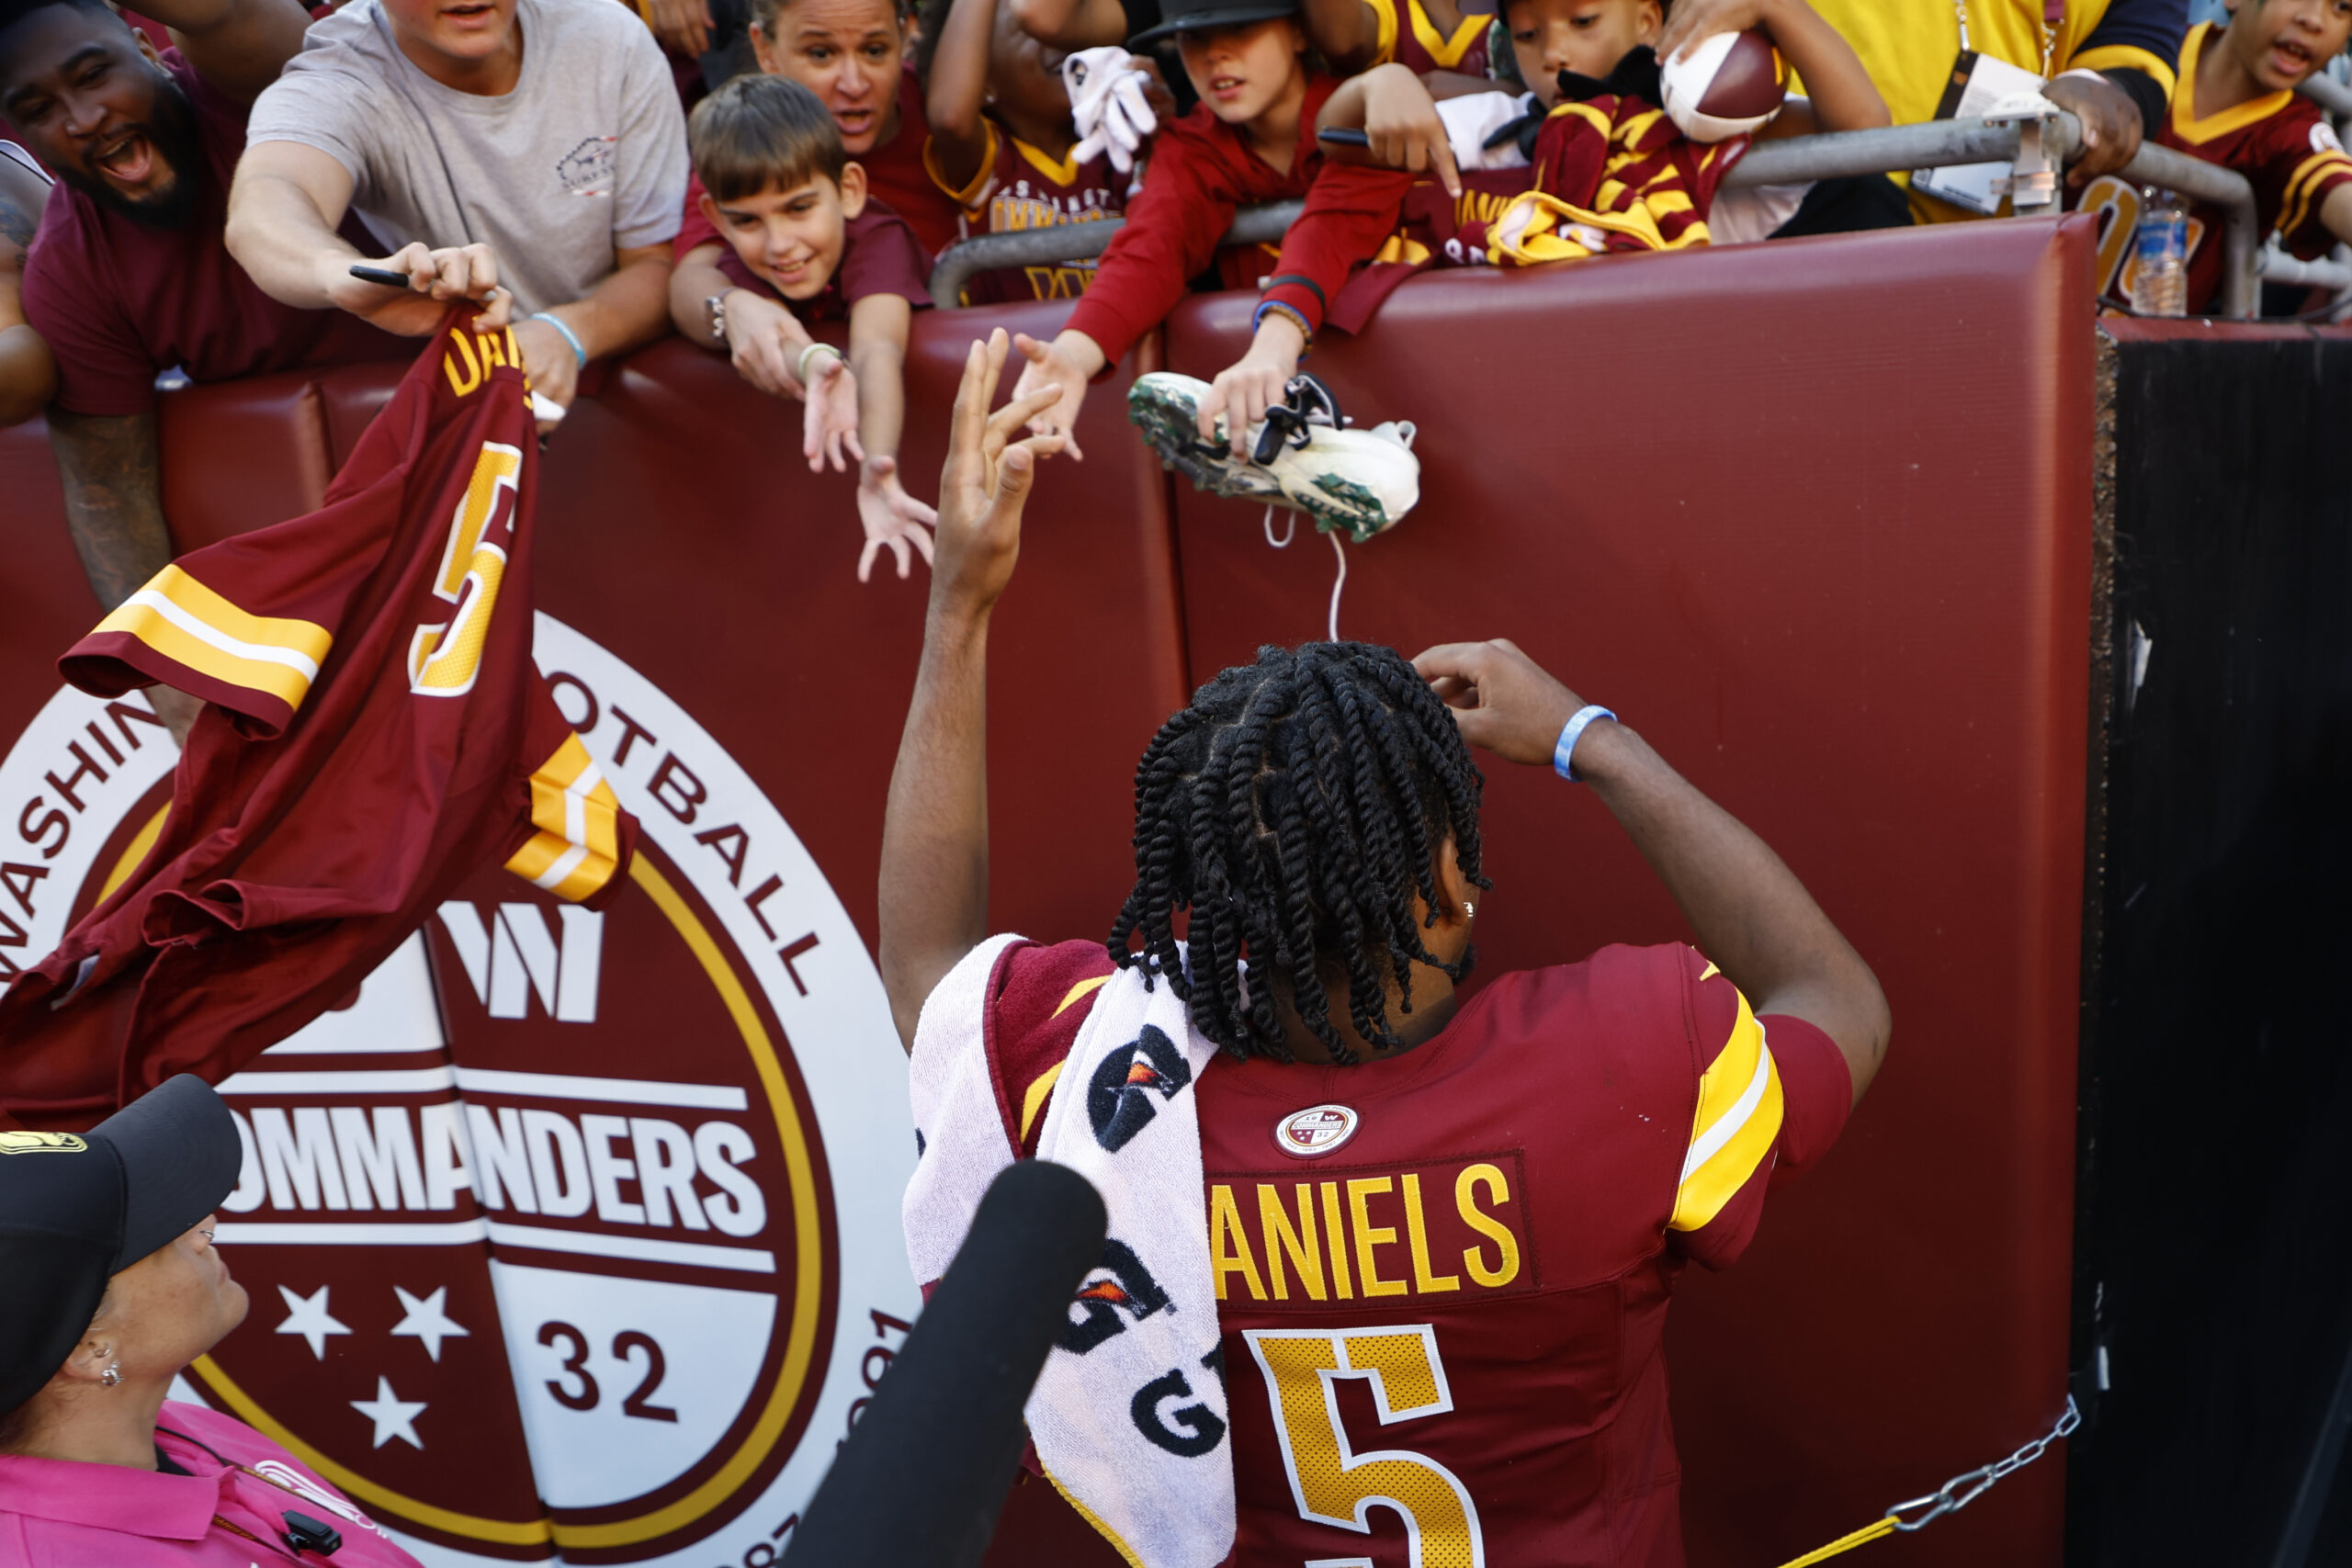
[1306,0,1887,290]
[1007,0,1412,461]
[741,0,967,253]
[881,336,1892,1567]
[922,0,1135,304]
[668,74,943,581]
[2073,0,2352,312]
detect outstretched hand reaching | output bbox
[933,328,1070,613]
[856,455,939,582]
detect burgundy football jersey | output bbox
[925,121,1128,305]
[1371,0,1491,78]
[0,316,636,1130]
[1326,164,1537,333]
[974,937,1851,1567]
[2073,23,2352,314]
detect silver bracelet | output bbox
[797,341,844,385]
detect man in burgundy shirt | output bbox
[0,0,433,740]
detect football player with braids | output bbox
[884,330,1891,1564]
[1106,643,1491,1063]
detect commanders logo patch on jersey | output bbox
[1274,1104,1359,1158]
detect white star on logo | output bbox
[274,1284,351,1361]
[389,1286,469,1362]
[349,1377,427,1450]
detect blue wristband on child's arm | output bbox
[1554,705,1616,782]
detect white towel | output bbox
[905,938,1234,1568]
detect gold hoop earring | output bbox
[100,1361,122,1387]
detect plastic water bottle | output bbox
[2130,189,2188,317]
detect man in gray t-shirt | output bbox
[226,0,687,412]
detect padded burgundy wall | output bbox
[1167,215,2098,1568]
[0,218,2098,1567]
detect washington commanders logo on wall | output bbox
[0,615,920,1565]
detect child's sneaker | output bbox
[1127,372,1420,541]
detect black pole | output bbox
[783,1160,1106,1568]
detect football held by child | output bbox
[668,75,943,581]
[1006,0,1412,460]
[1308,0,1891,276]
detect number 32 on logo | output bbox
[1244,1325,1485,1567]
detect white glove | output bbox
[1064,46,1157,175]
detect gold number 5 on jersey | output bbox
[1243,1325,1487,1567]
[411,442,524,696]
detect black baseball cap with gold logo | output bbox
[0,1075,242,1414]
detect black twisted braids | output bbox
[1107,642,1492,1064]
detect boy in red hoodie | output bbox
[1008,0,1410,459]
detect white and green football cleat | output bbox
[1127,371,1419,542]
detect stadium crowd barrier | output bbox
[0,216,2098,1566]
[929,108,2273,318]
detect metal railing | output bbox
[928,200,1301,309]
[928,107,2264,317]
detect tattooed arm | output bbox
[0,153,57,428]
[46,410,199,741]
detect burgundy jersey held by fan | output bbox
[0,315,637,1131]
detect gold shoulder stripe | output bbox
[92,563,334,713]
[1052,975,1112,1018]
[1018,1063,1064,1143]
[2280,150,2352,237]
[2070,41,2177,100]
[505,732,627,903]
[1668,987,1784,1232]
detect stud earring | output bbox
[100,1361,122,1387]
[1463,901,1476,916]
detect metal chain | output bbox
[1887,1396,2081,1533]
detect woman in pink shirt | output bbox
[0,1076,424,1565]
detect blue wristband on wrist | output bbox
[1553,705,1616,782]
[530,311,587,369]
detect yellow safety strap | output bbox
[1773,1396,2080,1568]
[1774,1515,1899,1568]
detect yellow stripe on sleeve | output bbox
[1019,1064,1064,1143]
[2067,44,2177,99]
[1668,986,1785,1232]
[2281,151,2352,239]
[1053,975,1111,1017]
[91,564,334,714]
[503,733,627,903]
